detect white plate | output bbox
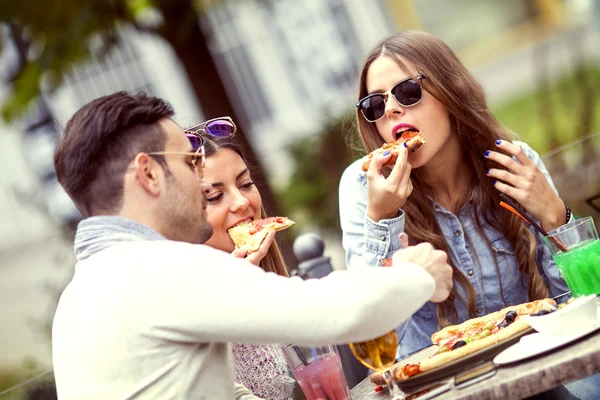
[493,319,600,365]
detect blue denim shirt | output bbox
[338,141,569,358]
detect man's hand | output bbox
[392,238,453,303]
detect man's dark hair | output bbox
[54,91,174,217]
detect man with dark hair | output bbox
[52,91,453,399]
[54,92,211,243]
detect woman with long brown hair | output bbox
[199,133,295,399]
[339,31,570,359]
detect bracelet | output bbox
[565,205,572,224]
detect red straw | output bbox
[499,194,569,253]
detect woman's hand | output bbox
[366,146,413,222]
[230,230,276,266]
[485,140,566,231]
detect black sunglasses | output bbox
[356,75,426,122]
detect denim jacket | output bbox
[338,141,569,358]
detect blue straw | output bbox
[311,347,318,362]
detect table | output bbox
[350,329,600,400]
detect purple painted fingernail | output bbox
[495,140,502,145]
[403,142,407,148]
[486,169,490,175]
[484,151,490,157]
[382,150,391,156]
[493,180,497,185]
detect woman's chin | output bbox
[408,154,427,169]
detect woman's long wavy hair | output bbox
[200,134,289,277]
[355,31,548,326]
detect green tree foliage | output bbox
[279,113,362,236]
[0,1,134,120]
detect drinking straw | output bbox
[293,345,308,366]
[499,193,569,252]
[310,347,319,362]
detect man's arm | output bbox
[143,242,435,346]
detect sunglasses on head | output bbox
[146,117,235,175]
[184,116,237,139]
[356,75,426,122]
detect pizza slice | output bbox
[369,298,557,385]
[361,130,425,172]
[228,216,295,253]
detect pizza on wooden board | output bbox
[227,217,294,253]
[361,130,425,172]
[370,298,557,385]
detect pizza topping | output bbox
[476,329,492,339]
[452,340,467,350]
[247,216,289,234]
[402,364,421,378]
[505,311,518,324]
[397,129,419,141]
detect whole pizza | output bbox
[370,298,557,385]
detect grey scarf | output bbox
[74,216,165,262]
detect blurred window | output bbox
[63,33,155,106]
[204,0,362,125]
[266,0,358,113]
[203,3,272,127]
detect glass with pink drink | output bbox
[282,344,351,400]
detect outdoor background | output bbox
[1,0,599,397]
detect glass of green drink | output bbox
[546,217,600,297]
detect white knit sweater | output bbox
[52,219,435,399]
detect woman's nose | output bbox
[385,95,404,118]
[229,191,250,212]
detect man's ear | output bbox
[133,154,162,196]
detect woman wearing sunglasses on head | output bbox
[193,125,295,399]
[339,31,572,359]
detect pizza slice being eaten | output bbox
[361,130,425,172]
[228,216,295,253]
